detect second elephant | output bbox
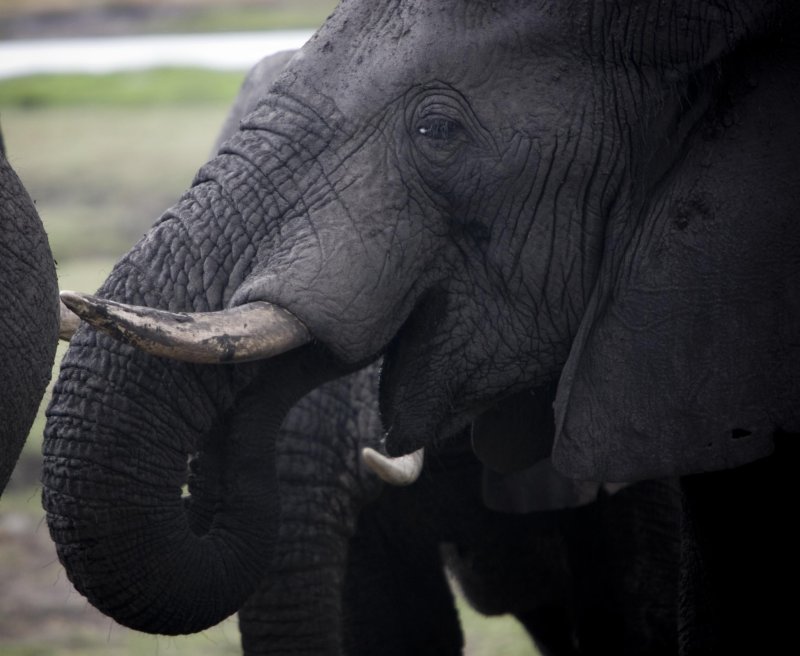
[235,365,679,656]
[0,123,59,495]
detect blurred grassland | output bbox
[0,0,339,35]
[0,69,247,106]
[151,4,337,34]
[1,70,243,259]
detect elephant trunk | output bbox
[41,93,354,633]
[43,337,335,634]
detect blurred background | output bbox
[0,1,536,654]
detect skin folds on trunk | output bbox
[42,137,346,633]
[43,331,336,634]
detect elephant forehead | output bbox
[288,0,586,122]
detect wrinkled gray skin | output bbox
[44,1,799,654]
[75,51,675,656]
[0,124,59,494]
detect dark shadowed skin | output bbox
[330,429,681,656]
[44,1,799,653]
[220,332,680,656]
[0,125,59,494]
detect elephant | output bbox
[0,122,59,495]
[42,50,681,656]
[220,55,680,656]
[44,1,800,654]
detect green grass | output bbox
[0,70,246,260]
[0,0,339,35]
[156,4,338,33]
[0,621,244,656]
[2,104,231,260]
[0,69,247,108]
[458,597,539,655]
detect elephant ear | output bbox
[552,50,800,482]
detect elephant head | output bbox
[0,124,59,495]
[45,0,800,638]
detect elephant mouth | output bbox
[375,287,531,460]
[58,288,485,464]
[60,287,559,491]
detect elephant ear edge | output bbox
[551,38,800,482]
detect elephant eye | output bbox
[416,117,463,142]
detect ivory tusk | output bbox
[59,299,81,341]
[361,447,425,486]
[59,290,311,364]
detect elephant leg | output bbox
[342,490,463,656]
[239,546,347,656]
[444,518,578,656]
[514,607,578,656]
[0,142,59,495]
[435,446,575,656]
[679,431,798,655]
[236,369,384,656]
[565,480,680,656]
[221,412,352,656]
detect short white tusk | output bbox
[361,447,425,486]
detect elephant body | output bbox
[346,449,680,656]
[234,364,679,656]
[44,2,800,654]
[0,125,59,494]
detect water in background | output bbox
[0,30,314,79]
